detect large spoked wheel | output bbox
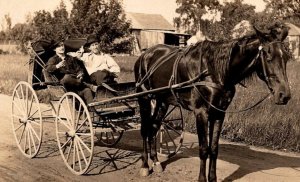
[11,81,43,158]
[55,92,94,175]
[157,105,184,159]
[96,129,124,147]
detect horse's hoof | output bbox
[152,162,163,173]
[139,168,150,177]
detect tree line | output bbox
[174,0,300,41]
[0,0,299,53]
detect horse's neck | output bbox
[227,39,261,86]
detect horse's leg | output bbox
[195,108,209,182]
[149,102,168,173]
[139,97,152,177]
[208,115,224,182]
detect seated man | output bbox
[45,40,95,104]
[74,34,120,85]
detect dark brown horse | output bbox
[134,26,291,181]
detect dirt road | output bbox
[1,93,300,182]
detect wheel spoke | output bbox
[28,123,40,143]
[61,105,74,128]
[66,97,73,128]
[20,85,27,114]
[27,94,34,116]
[60,137,72,149]
[12,100,26,116]
[27,109,39,120]
[76,138,88,166]
[16,87,26,114]
[18,125,26,144]
[75,118,88,133]
[164,122,182,135]
[65,140,73,162]
[74,103,82,130]
[57,116,72,130]
[76,136,91,153]
[14,122,24,132]
[74,139,82,171]
[72,139,76,170]
[28,125,36,154]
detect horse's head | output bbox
[254,26,291,105]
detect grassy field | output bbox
[0,54,299,152]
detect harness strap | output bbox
[193,84,272,113]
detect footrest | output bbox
[96,105,136,119]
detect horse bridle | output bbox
[257,41,286,94]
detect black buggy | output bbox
[11,39,185,175]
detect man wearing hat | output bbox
[76,34,120,86]
[45,40,94,104]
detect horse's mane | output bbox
[185,33,259,83]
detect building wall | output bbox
[288,35,300,60]
[140,31,165,50]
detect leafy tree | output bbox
[264,0,300,26]
[52,0,70,40]
[215,0,256,40]
[174,0,221,35]
[69,0,132,53]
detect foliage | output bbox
[175,0,300,41]
[174,0,221,35]
[2,0,132,54]
[69,0,132,53]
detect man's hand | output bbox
[56,60,65,69]
[77,72,84,81]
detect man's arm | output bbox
[105,55,120,77]
[45,56,59,73]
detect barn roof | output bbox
[285,23,300,36]
[126,12,175,31]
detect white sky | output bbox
[0,0,266,30]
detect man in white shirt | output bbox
[76,34,120,85]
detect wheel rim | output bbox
[55,92,94,175]
[96,130,124,147]
[11,81,43,158]
[157,105,184,158]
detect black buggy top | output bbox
[28,38,87,89]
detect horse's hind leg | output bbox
[139,97,152,177]
[149,101,168,173]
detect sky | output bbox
[0,0,266,30]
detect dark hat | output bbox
[51,40,64,49]
[85,34,99,47]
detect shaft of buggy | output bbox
[88,75,218,107]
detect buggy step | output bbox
[95,105,137,119]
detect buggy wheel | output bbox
[157,105,184,159]
[55,92,94,175]
[96,130,124,147]
[11,81,43,158]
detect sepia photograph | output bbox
[0,0,299,181]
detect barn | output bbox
[285,23,300,60]
[126,12,190,55]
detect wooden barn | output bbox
[126,12,190,55]
[285,23,300,60]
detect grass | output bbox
[0,54,299,152]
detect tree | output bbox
[69,0,132,53]
[52,0,70,40]
[216,0,256,40]
[174,0,221,35]
[175,0,258,41]
[4,14,12,31]
[264,0,300,26]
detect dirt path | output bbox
[1,93,300,182]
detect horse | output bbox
[134,26,291,182]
